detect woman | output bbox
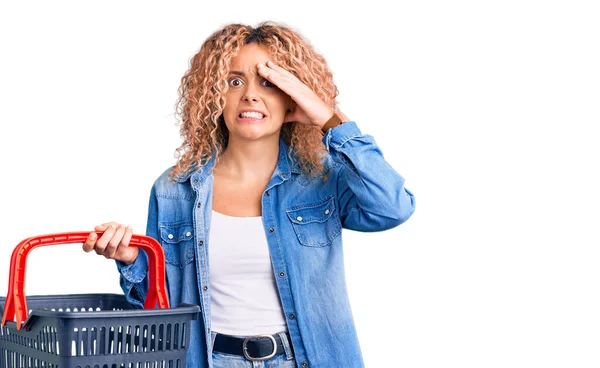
[83,21,415,368]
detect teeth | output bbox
[240,111,265,119]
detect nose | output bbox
[242,80,260,102]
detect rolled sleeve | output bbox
[116,249,149,283]
[323,121,416,231]
[115,249,149,308]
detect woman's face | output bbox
[222,43,293,141]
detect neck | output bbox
[215,134,280,182]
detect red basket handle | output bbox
[2,232,170,330]
[1,237,33,330]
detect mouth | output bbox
[238,111,267,122]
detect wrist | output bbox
[121,249,139,266]
[320,111,346,133]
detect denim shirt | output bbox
[115,121,415,368]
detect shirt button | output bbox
[197,202,202,208]
[301,363,308,367]
[269,228,275,233]
[279,272,285,277]
[296,216,302,221]
[193,178,199,184]
[167,234,174,240]
[325,209,330,215]
[198,240,204,246]
[185,231,192,237]
[289,313,295,319]
[203,286,208,291]
[266,191,270,196]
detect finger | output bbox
[262,60,285,75]
[122,226,133,247]
[95,223,117,255]
[96,221,120,231]
[257,63,277,83]
[82,232,97,252]
[114,226,135,261]
[265,60,289,75]
[266,60,303,85]
[258,62,290,84]
[257,65,302,98]
[262,66,308,98]
[104,224,126,258]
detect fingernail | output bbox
[111,224,116,229]
[126,226,132,230]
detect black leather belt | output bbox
[212,332,291,361]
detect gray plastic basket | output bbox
[0,294,200,367]
[0,232,201,367]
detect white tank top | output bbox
[208,209,288,336]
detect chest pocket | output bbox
[285,195,342,247]
[159,222,195,267]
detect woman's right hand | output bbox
[83,222,139,265]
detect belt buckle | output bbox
[242,334,277,361]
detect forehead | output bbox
[229,43,272,70]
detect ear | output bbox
[287,97,296,112]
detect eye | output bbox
[228,77,243,87]
[262,79,276,88]
[227,76,276,89]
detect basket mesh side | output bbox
[0,295,194,367]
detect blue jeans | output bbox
[210,330,297,368]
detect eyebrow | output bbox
[229,70,257,77]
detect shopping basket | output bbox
[0,231,201,367]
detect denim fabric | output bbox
[115,121,415,368]
[210,331,297,368]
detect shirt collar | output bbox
[173,136,301,183]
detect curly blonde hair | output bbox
[167,21,341,183]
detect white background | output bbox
[1,1,598,367]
